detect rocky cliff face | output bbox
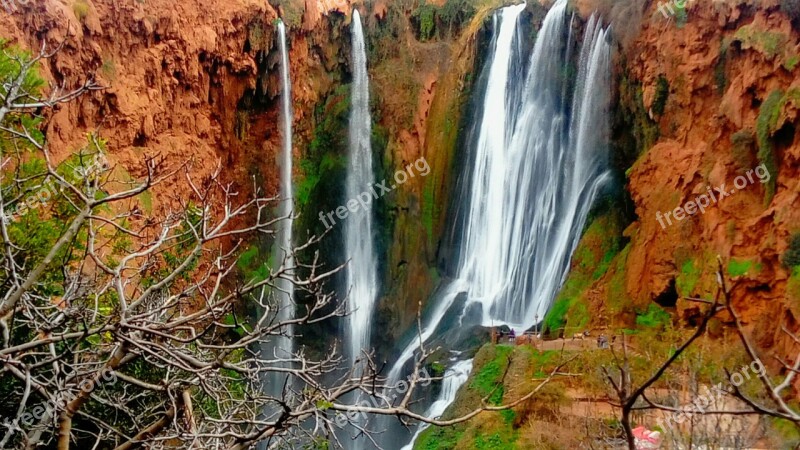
[4,0,798,370]
[0,0,355,208]
[581,0,800,366]
[0,0,496,353]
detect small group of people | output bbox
[596,334,610,349]
[491,327,541,345]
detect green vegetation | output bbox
[101,57,116,81]
[247,20,271,52]
[727,258,760,277]
[415,426,464,450]
[734,25,789,59]
[783,233,800,268]
[606,243,633,315]
[73,0,90,20]
[676,259,701,297]
[714,40,729,93]
[652,75,670,116]
[277,0,305,29]
[635,304,672,329]
[618,75,659,159]
[756,89,784,204]
[675,6,687,28]
[411,0,478,42]
[414,4,437,41]
[788,267,800,314]
[543,213,623,334]
[470,345,512,405]
[784,54,800,71]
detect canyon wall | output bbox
[3,0,799,370]
[627,0,800,351]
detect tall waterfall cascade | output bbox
[344,9,379,366]
[274,19,295,360]
[260,21,295,407]
[384,1,613,446]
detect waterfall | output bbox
[274,19,295,360]
[261,20,294,410]
[384,1,612,446]
[344,10,378,366]
[400,359,473,450]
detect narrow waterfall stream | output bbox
[381,1,613,447]
[260,18,295,432]
[275,19,295,358]
[400,359,474,450]
[344,9,378,366]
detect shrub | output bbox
[782,233,800,268]
[756,90,785,204]
[652,75,670,116]
[73,0,89,20]
[728,258,758,277]
[635,304,671,329]
[715,41,729,93]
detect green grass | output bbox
[727,258,760,277]
[470,345,512,405]
[784,54,800,71]
[788,267,800,313]
[676,259,700,297]
[784,234,800,268]
[635,304,671,329]
[473,432,516,450]
[543,213,623,334]
[734,26,789,59]
[415,426,464,450]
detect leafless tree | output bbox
[601,256,800,449]
[0,40,564,450]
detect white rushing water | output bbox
[260,20,295,430]
[345,9,378,366]
[459,0,611,331]
[274,19,295,360]
[400,359,474,450]
[384,2,612,446]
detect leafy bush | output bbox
[635,304,671,329]
[412,4,437,41]
[73,0,90,20]
[652,75,670,116]
[783,233,800,268]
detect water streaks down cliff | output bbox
[261,19,295,406]
[345,10,379,367]
[385,0,612,444]
[401,359,474,450]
